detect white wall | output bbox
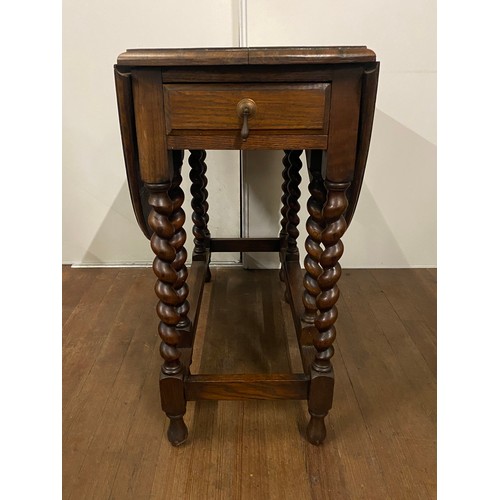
[245,0,436,268]
[63,0,241,265]
[63,0,436,268]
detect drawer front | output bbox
[164,83,330,134]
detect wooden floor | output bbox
[63,266,436,500]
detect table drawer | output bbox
[163,83,330,134]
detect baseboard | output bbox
[67,261,436,270]
[69,260,243,269]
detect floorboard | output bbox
[63,266,436,499]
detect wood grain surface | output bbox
[63,266,436,499]
[117,46,376,67]
[131,68,171,183]
[164,83,329,133]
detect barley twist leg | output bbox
[147,181,188,446]
[306,180,350,445]
[302,156,327,324]
[285,150,302,258]
[170,151,190,328]
[189,149,211,282]
[279,150,292,282]
[279,150,302,295]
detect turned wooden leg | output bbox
[279,150,292,254]
[171,151,190,328]
[306,180,350,445]
[279,150,302,286]
[280,150,302,260]
[189,150,211,282]
[147,180,189,446]
[302,153,327,324]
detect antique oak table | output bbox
[114,47,379,446]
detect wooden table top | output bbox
[117,46,376,66]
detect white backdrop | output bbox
[63,0,436,268]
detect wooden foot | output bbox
[306,413,327,445]
[160,371,188,447]
[167,415,188,446]
[205,266,212,283]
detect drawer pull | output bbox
[236,98,256,140]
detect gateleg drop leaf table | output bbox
[114,46,379,446]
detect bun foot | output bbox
[167,416,188,446]
[306,414,326,445]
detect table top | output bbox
[117,46,376,67]
[115,46,379,236]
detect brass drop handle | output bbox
[236,98,256,140]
